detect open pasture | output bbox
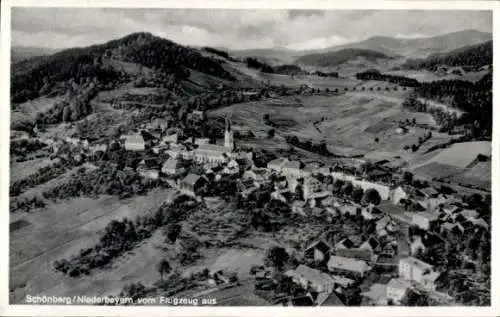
[9,188,174,303]
[11,96,63,127]
[10,158,59,183]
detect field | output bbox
[11,96,63,127]
[9,188,176,303]
[210,90,452,164]
[409,141,492,181]
[10,158,59,183]
[386,69,489,83]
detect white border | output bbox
[0,1,499,316]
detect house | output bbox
[285,265,335,293]
[417,187,439,198]
[282,160,302,178]
[307,191,332,208]
[327,256,371,278]
[361,283,387,305]
[290,201,306,216]
[391,186,409,205]
[243,168,271,188]
[303,162,320,177]
[399,256,441,290]
[460,209,479,219]
[440,222,465,235]
[271,189,291,204]
[124,134,146,151]
[386,278,411,304]
[319,291,345,306]
[161,157,184,176]
[223,159,240,175]
[362,205,384,220]
[376,216,392,232]
[410,232,445,256]
[338,204,358,217]
[359,237,381,254]
[411,212,439,230]
[194,138,210,146]
[303,176,322,199]
[320,196,334,207]
[399,256,432,280]
[304,240,332,262]
[267,158,288,172]
[467,217,489,230]
[162,132,178,144]
[180,173,207,196]
[330,275,355,288]
[193,144,231,167]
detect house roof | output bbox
[416,232,445,248]
[361,283,387,302]
[290,295,315,306]
[460,209,479,218]
[268,158,287,167]
[442,222,465,232]
[399,257,433,272]
[124,134,144,144]
[419,187,439,197]
[305,239,332,253]
[359,237,380,251]
[328,256,370,274]
[162,157,182,170]
[468,217,489,229]
[335,238,356,250]
[413,211,439,222]
[283,160,301,170]
[421,271,441,283]
[330,275,355,287]
[293,200,307,208]
[182,173,203,186]
[320,291,345,306]
[375,202,406,215]
[288,265,333,287]
[387,278,411,290]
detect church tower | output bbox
[224,115,234,151]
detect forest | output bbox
[355,69,420,87]
[11,32,234,104]
[400,40,492,71]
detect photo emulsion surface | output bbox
[8,8,493,307]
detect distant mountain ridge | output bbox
[226,29,492,63]
[295,48,392,68]
[11,46,60,63]
[400,40,493,70]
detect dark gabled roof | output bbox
[305,239,332,253]
[338,238,356,249]
[321,292,345,306]
[182,173,204,186]
[418,187,439,197]
[418,232,445,248]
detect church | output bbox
[192,115,235,167]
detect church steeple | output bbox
[224,115,234,151]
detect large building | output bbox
[192,115,235,167]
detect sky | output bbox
[11,8,492,51]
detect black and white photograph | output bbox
[1,1,498,315]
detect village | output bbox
[12,104,490,307]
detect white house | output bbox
[285,265,335,293]
[411,212,439,230]
[223,159,239,175]
[398,257,441,290]
[386,278,411,304]
[161,157,184,175]
[124,134,145,151]
[303,176,322,199]
[391,186,408,205]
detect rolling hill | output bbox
[314,29,492,58]
[400,40,493,71]
[295,48,392,68]
[11,32,239,103]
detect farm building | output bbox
[285,265,335,293]
[304,239,332,262]
[123,134,146,151]
[410,232,445,256]
[411,212,439,230]
[327,256,371,278]
[180,173,208,196]
[161,157,185,176]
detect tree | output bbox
[403,171,414,184]
[265,246,289,270]
[341,182,354,197]
[157,259,172,282]
[363,188,381,205]
[267,129,276,138]
[352,187,364,203]
[411,144,418,152]
[165,223,182,244]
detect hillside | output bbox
[295,48,392,68]
[11,32,236,104]
[400,40,492,71]
[314,29,492,58]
